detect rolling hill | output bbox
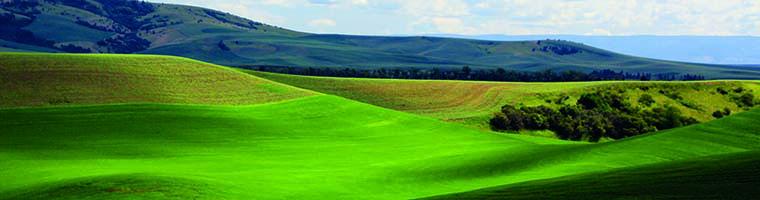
[2,0,760,79]
[422,150,760,200]
[1,53,760,199]
[248,71,760,129]
[0,52,313,107]
[431,34,760,65]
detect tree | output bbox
[460,66,472,79]
[738,93,755,107]
[638,94,655,107]
[723,108,732,116]
[499,105,526,130]
[712,110,724,118]
[578,93,607,110]
[652,105,696,129]
[716,87,729,95]
[489,112,509,130]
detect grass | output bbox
[246,71,760,128]
[1,95,759,199]
[247,70,608,127]
[0,53,313,107]
[2,53,759,199]
[422,150,760,200]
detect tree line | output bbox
[246,66,706,82]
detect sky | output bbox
[152,0,760,36]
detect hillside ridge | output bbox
[1,0,759,78]
[0,52,314,107]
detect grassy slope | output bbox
[2,54,760,199]
[248,71,760,128]
[422,150,760,200]
[0,53,313,107]
[1,95,760,199]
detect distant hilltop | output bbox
[1,0,759,79]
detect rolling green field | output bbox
[423,150,760,200]
[248,71,760,128]
[1,53,760,199]
[2,94,759,199]
[0,53,313,107]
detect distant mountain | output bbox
[429,34,760,65]
[2,0,760,79]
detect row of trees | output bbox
[249,66,706,82]
[490,90,699,142]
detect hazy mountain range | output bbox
[1,0,759,79]
[430,34,760,65]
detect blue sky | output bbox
[153,0,760,36]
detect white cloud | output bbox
[398,0,470,17]
[309,18,337,27]
[214,3,287,24]
[589,28,612,36]
[260,0,293,6]
[429,17,475,34]
[153,0,760,36]
[350,0,368,5]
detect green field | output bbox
[248,71,760,128]
[0,53,313,107]
[423,150,760,200]
[1,53,760,199]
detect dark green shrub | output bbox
[734,87,745,93]
[716,87,729,95]
[554,95,570,104]
[659,90,682,100]
[738,93,755,107]
[638,94,655,107]
[489,112,510,130]
[578,93,606,110]
[713,108,732,119]
[712,110,724,118]
[499,105,525,130]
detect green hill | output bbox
[0,53,313,107]
[422,150,760,200]
[2,0,760,79]
[0,54,759,199]
[247,71,760,129]
[1,94,759,199]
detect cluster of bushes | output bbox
[716,86,756,108]
[0,3,52,48]
[533,44,582,55]
[490,90,698,142]
[712,108,732,119]
[139,20,183,30]
[96,33,150,53]
[1,1,40,12]
[75,19,129,33]
[2,0,155,53]
[203,10,261,30]
[50,0,154,29]
[58,44,91,53]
